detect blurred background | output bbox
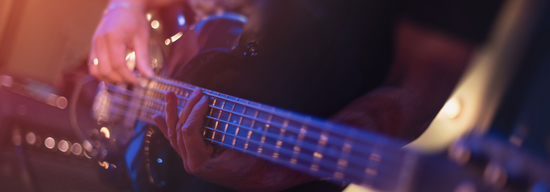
[1,0,550,191]
[0,0,107,83]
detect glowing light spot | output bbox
[146,13,152,21]
[72,143,82,155]
[98,161,109,169]
[125,51,136,70]
[58,140,70,152]
[56,97,68,109]
[165,39,171,45]
[157,158,163,163]
[290,158,297,164]
[100,127,110,139]
[26,132,36,145]
[338,159,348,167]
[365,168,377,175]
[369,153,381,162]
[93,58,99,65]
[311,164,319,171]
[12,134,22,146]
[151,20,160,29]
[45,137,55,149]
[313,152,323,159]
[170,32,183,42]
[83,140,93,152]
[177,14,185,26]
[441,97,462,119]
[125,51,136,61]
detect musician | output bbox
[89,0,503,191]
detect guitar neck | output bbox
[95,76,418,191]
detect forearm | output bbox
[331,86,447,141]
[332,19,474,141]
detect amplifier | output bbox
[0,75,122,192]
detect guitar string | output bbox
[102,104,401,187]
[103,84,406,165]
[103,82,405,156]
[102,86,406,170]
[105,93,403,173]
[147,76,405,149]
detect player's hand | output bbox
[153,90,315,191]
[88,4,154,84]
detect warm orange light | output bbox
[83,140,93,152]
[56,97,68,109]
[125,51,136,70]
[100,127,110,139]
[45,137,55,149]
[151,20,160,29]
[58,140,70,152]
[72,143,82,155]
[441,97,462,119]
[171,32,183,42]
[125,51,136,61]
[98,161,110,169]
[26,132,36,145]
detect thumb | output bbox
[133,37,155,77]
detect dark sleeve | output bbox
[399,0,505,44]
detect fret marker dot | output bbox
[366,168,377,175]
[311,164,319,171]
[369,153,381,162]
[338,159,348,167]
[313,152,323,159]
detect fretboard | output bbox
[94,76,419,191]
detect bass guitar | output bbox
[90,74,550,192]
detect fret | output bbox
[222,100,234,110]
[214,102,225,142]
[236,116,249,149]
[271,115,283,159]
[311,130,328,172]
[233,112,244,147]
[225,101,238,147]
[249,108,261,152]
[258,114,273,156]
[220,101,228,143]
[183,89,190,97]
[244,106,258,116]
[205,99,216,140]
[290,121,306,165]
[334,127,354,180]
[233,103,246,114]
